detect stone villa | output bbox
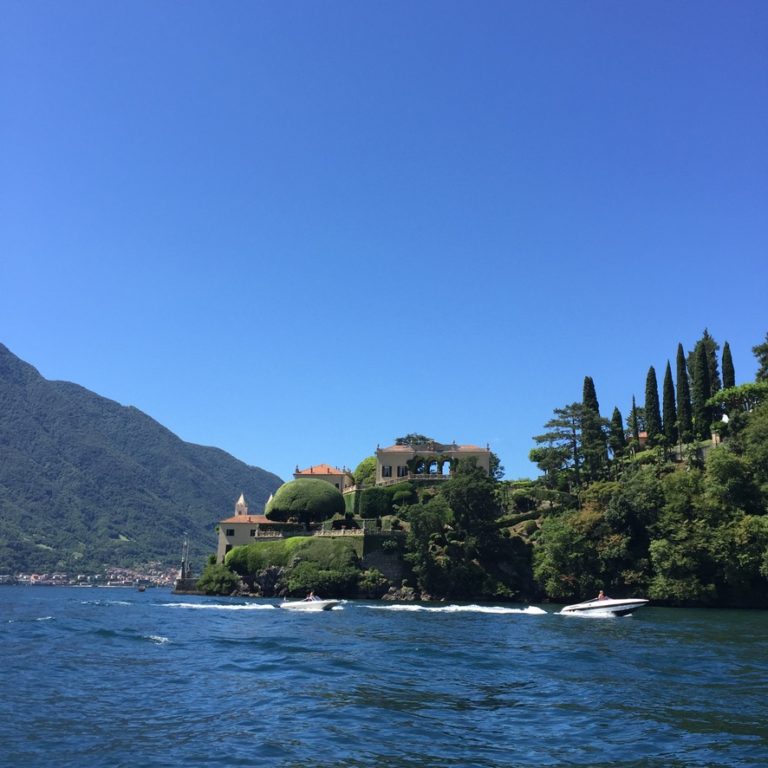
[216,439,492,562]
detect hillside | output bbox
[0,343,283,573]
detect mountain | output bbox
[0,343,283,573]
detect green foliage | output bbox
[688,329,722,396]
[581,377,609,482]
[691,342,713,440]
[753,332,768,382]
[353,456,377,487]
[707,382,768,415]
[358,483,413,518]
[644,367,662,443]
[676,342,693,442]
[395,433,434,446]
[662,361,678,444]
[225,536,364,597]
[722,341,735,389]
[608,407,626,458]
[532,402,585,488]
[286,561,359,597]
[265,479,345,525]
[196,563,241,595]
[226,536,309,572]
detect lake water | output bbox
[1,587,766,767]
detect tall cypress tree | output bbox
[691,343,712,440]
[688,329,721,396]
[608,406,626,458]
[662,360,677,444]
[676,343,693,443]
[722,341,735,389]
[629,395,641,445]
[644,366,661,443]
[581,376,607,481]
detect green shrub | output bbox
[265,479,345,524]
[285,561,359,597]
[196,563,241,595]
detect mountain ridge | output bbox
[0,343,283,573]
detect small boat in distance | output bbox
[560,597,648,617]
[279,598,340,612]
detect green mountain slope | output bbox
[0,343,282,573]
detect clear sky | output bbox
[2,1,766,484]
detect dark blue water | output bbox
[1,587,766,767]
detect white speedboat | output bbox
[279,599,340,612]
[560,597,648,617]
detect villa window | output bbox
[226,528,235,536]
[382,465,392,478]
[225,544,232,554]
[250,529,256,537]
[397,465,408,477]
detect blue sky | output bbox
[2,1,766,483]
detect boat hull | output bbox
[560,598,648,616]
[279,599,340,612]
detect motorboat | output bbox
[560,597,648,616]
[279,598,340,612]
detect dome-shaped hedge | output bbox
[265,479,345,524]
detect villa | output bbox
[216,438,492,562]
[375,440,491,485]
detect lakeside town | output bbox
[0,562,179,588]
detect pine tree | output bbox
[691,343,712,440]
[662,360,677,444]
[644,366,661,443]
[581,376,607,482]
[676,343,693,443]
[753,333,768,382]
[722,341,735,389]
[608,406,626,458]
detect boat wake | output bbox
[364,604,547,615]
[162,602,276,611]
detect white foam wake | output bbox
[364,603,547,615]
[162,602,276,611]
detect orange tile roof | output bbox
[295,463,345,475]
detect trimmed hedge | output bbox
[265,479,345,524]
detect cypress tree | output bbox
[722,341,735,389]
[688,329,721,396]
[608,406,626,458]
[583,376,599,414]
[662,360,677,444]
[644,366,661,443]
[581,376,607,481]
[691,343,712,440]
[629,395,640,445]
[676,343,693,443]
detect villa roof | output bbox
[294,463,346,476]
[378,443,489,453]
[219,514,277,525]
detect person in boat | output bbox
[304,591,320,602]
[597,589,608,600]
